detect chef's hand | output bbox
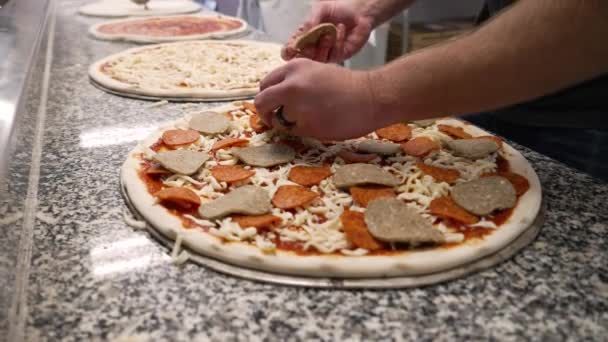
[254,58,380,141]
[282,1,373,63]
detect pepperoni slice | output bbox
[481,171,530,196]
[340,210,383,251]
[211,165,255,183]
[271,185,319,209]
[242,101,258,114]
[288,165,332,187]
[438,124,473,139]
[475,135,504,149]
[161,129,200,147]
[400,137,439,157]
[416,160,460,184]
[249,114,268,133]
[350,185,396,207]
[375,123,412,142]
[144,162,171,175]
[211,137,249,151]
[337,150,378,163]
[155,187,201,210]
[429,196,479,225]
[232,214,282,230]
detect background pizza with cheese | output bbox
[89,40,284,101]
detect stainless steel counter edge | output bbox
[0,0,51,184]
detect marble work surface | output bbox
[2,0,607,341]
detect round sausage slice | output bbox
[198,185,271,220]
[451,176,517,216]
[233,144,295,167]
[154,150,210,175]
[356,140,401,155]
[189,111,230,134]
[446,139,499,159]
[364,198,444,244]
[332,163,400,189]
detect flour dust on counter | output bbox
[120,100,543,279]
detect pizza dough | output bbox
[89,15,248,43]
[79,0,201,18]
[121,102,542,278]
[89,40,284,101]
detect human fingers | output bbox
[254,84,290,126]
[343,22,373,59]
[329,23,346,63]
[270,106,299,132]
[313,34,335,62]
[259,64,288,91]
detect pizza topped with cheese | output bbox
[121,102,542,278]
[89,40,284,101]
[90,15,248,43]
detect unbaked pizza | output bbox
[89,40,284,101]
[79,0,201,18]
[90,15,247,43]
[121,102,542,278]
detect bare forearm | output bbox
[369,0,608,126]
[352,0,415,27]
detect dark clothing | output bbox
[469,0,608,181]
[465,113,608,181]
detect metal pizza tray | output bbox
[90,79,254,103]
[120,181,544,289]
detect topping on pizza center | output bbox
[135,102,526,256]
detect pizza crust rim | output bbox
[88,40,284,100]
[79,0,202,18]
[120,103,542,278]
[89,14,248,43]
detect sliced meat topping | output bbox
[364,198,444,244]
[350,185,396,207]
[375,123,412,142]
[198,185,271,219]
[411,119,437,128]
[249,114,268,133]
[337,150,378,163]
[400,137,439,157]
[161,129,200,147]
[155,187,201,210]
[340,210,384,251]
[438,124,473,139]
[429,196,479,225]
[451,176,516,216]
[233,144,295,167]
[332,163,400,189]
[154,150,210,175]
[287,165,332,187]
[294,23,338,50]
[416,160,460,184]
[356,140,401,155]
[232,214,282,230]
[211,165,255,183]
[483,171,530,196]
[211,137,248,152]
[189,111,230,134]
[272,185,319,209]
[447,138,500,159]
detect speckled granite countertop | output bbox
[1,1,607,341]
